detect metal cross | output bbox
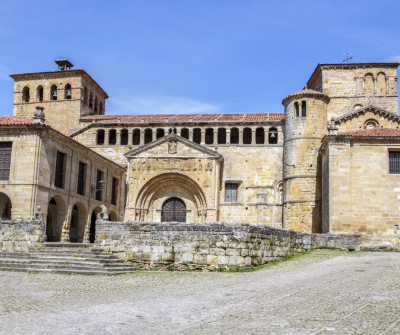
[342,49,353,63]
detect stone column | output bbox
[177,127,181,136]
[264,128,269,144]
[128,129,133,145]
[140,129,145,145]
[239,129,243,145]
[116,129,121,145]
[373,77,377,95]
[189,129,193,141]
[226,129,231,144]
[213,129,218,145]
[251,128,256,145]
[104,130,110,145]
[201,129,205,145]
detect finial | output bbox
[33,106,45,124]
[342,49,353,63]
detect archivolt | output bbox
[135,173,207,213]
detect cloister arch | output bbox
[89,206,102,243]
[135,173,207,223]
[0,192,12,219]
[69,202,86,243]
[46,196,66,242]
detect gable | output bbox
[333,105,400,132]
[125,133,222,159]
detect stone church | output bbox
[1,59,400,247]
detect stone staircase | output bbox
[0,243,136,275]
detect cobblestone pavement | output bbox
[0,250,400,335]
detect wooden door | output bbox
[161,198,186,222]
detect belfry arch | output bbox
[135,173,208,223]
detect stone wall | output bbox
[0,219,45,253]
[95,221,360,270]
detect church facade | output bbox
[2,59,400,247]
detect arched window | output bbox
[205,128,214,144]
[230,128,239,144]
[94,97,98,113]
[65,83,72,99]
[50,85,57,101]
[156,128,165,139]
[256,127,265,144]
[168,127,177,134]
[120,129,128,145]
[89,93,93,108]
[181,128,189,139]
[97,130,105,145]
[243,128,252,144]
[109,129,117,145]
[364,73,374,97]
[83,87,88,104]
[268,127,278,144]
[294,102,299,117]
[37,86,43,102]
[377,72,386,96]
[99,101,103,114]
[276,182,283,204]
[193,128,201,144]
[218,128,226,144]
[144,128,152,144]
[132,129,140,145]
[301,101,307,117]
[22,86,30,103]
[364,119,379,129]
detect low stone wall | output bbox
[95,221,360,270]
[0,219,45,253]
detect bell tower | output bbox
[10,59,108,135]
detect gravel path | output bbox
[0,250,399,334]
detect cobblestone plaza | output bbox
[1,250,399,334]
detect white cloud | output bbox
[389,56,400,62]
[111,96,221,115]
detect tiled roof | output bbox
[80,113,285,123]
[334,128,400,138]
[282,88,330,105]
[0,116,124,169]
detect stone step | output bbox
[0,252,120,261]
[0,262,135,272]
[0,267,136,275]
[41,242,94,248]
[0,258,125,267]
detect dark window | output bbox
[144,129,152,144]
[301,101,307,117]
[77,162,86,195]
[193,128,201,144]
[22,87,30,103]
[94,97,98,113]
[268,127,278,144]
[65,84,72,99]
[132,129,140,145]
[205,128,213,144]
[95,170,103,201]
[54,151,65,188]
[225,183,238,202]
[181,128,189,139]
[111,178,118,205]
[37,86,43,102]
[256,128,265,144]
[89,93,93,108]
[97,130,105,145]
[99,101,103,114]
[389,151,400,174]
[156,128,165,139]
[243,128,252,144]
[230,128,239,144]
[0,142,12,181]
[121,129,128,145]
[109,129,116,145]
[50,85,57,101]
[218,128,226,144]
[83,87,88,104]
[295,102,299,117]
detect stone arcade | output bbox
[1,59,400,251]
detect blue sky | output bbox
[1,0,400,116]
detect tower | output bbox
[10,59,108,134]
[282,89,330,232]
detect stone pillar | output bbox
[226,129,231,144]
[189,129,193,141]
[264,128,269,144]
[176,127,181,136]
[116,129,121,145]
[201,129,205,145]
[104,130,110,146]
[213,129,218,145]
[251,128,256,145]
[373,77,377,95]
[140,130,144,145]
[128,129,133,145]
[239,129,243,145]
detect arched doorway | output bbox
[69,205,79,242]
[46,197,66,242]
[89,207,101,243]
[0,193,12,219]
[161,197,186,222]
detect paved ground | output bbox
[0,250,399,335]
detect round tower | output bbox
[282,89,330,232]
